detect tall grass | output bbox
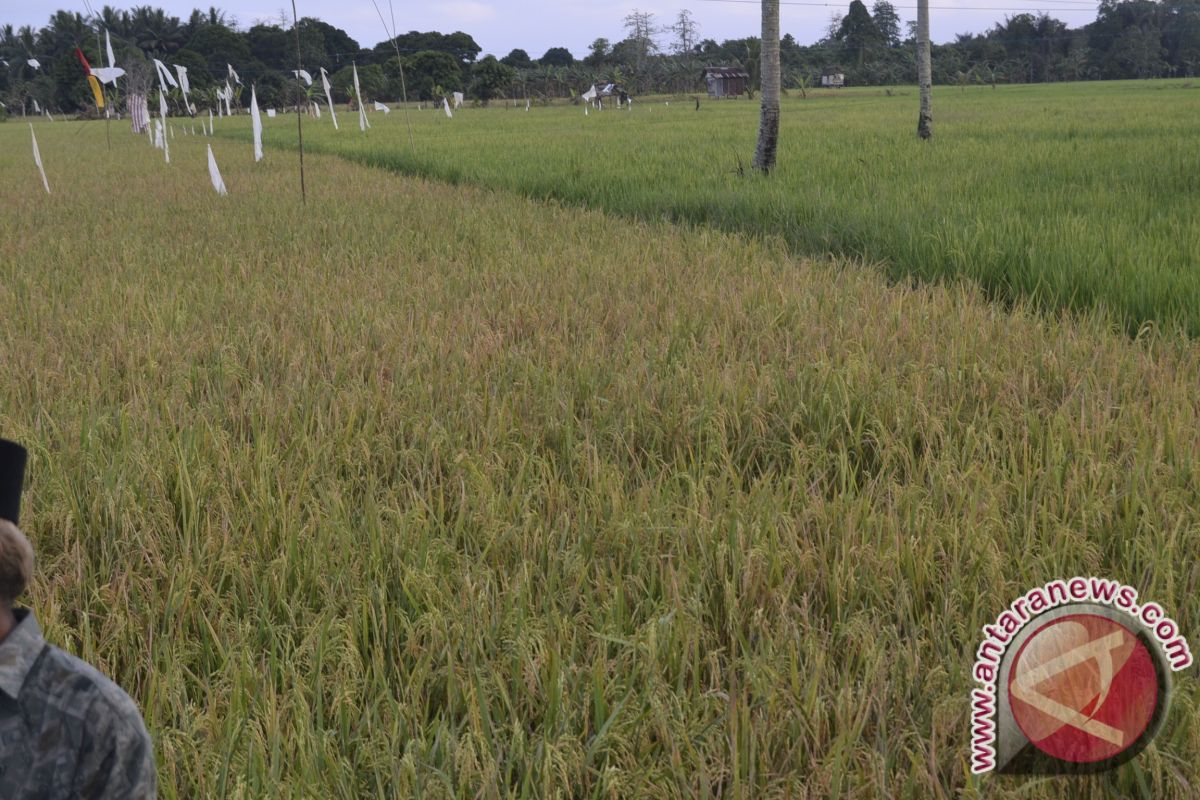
[1,122,1198,798]
[239,80,1200,336]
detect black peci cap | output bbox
[0,439,27,526]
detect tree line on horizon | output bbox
[1,2,1198,116]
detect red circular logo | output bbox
[1008,613,1159,763]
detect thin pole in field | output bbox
[370,0,416,156]
[290,0,308,204]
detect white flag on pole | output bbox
[207,145,227,196]
[153,59,178,90]
[250,85,263,162]
[320,68,338,130]
[352,63,369,131]
[174,65,191,109]
[91,66,124,84]
[32,98,41,113]
[373,101,390,113]
[443,98,452,118]
[293,69,313,86]
[582,84,597,102]
[92,31,125,85]
[29,124,49,194]
[228,64,241,85]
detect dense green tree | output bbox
[297,18,358,66]
[132,7,183,55]
[584,38,610,67]
[872,1,902,47]
[539,47,574,66]
[469,55,515,104]
[403,50,462,99]
[836,0,885,66]
[185,22,250,79]
[246,24,290,71]
[500,48,532,69]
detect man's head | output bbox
[0,438,30,609]
[0,519,33,607]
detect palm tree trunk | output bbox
[753,0,781,173]
[916,0,933,139]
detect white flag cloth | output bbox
[228,64,241,85]
[44,110,53,122]
[158,90,168,120]
[250,85,263,162]
[443,98,452,118]
[91,66,124,84]
[352,64,369,131]
[373,101,390,113]
[207,145,227,196]
[525,98,530,111]
[174,65,191,109]
[153,119,163,149]
[153,59,178,90]
[29,124,49,194]
[452,91,463,109]
[293,69,313,86]
[223,81,233,116]
[106,29,117,69]
[208,109,213,135]
[27,59,40,70]
[266,109,276,118]
[312,102,321,118]
[32,99,40,113]
[320,68,338,130]
[582,84,597,102]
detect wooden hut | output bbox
[701,67,750,98]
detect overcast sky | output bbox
[8,1,1103,59]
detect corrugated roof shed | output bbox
[701,67,750,79]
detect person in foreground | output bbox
[0,438,156,799]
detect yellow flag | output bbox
[87,75,105,109]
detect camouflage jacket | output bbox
[0,609,157,799]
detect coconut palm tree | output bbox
[132,6,183,56]
[752,0,780,173]
[40,11,90,58]
[917,0,932,138]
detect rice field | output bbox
[1,95,1198,799]
[242,80,1200,336]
